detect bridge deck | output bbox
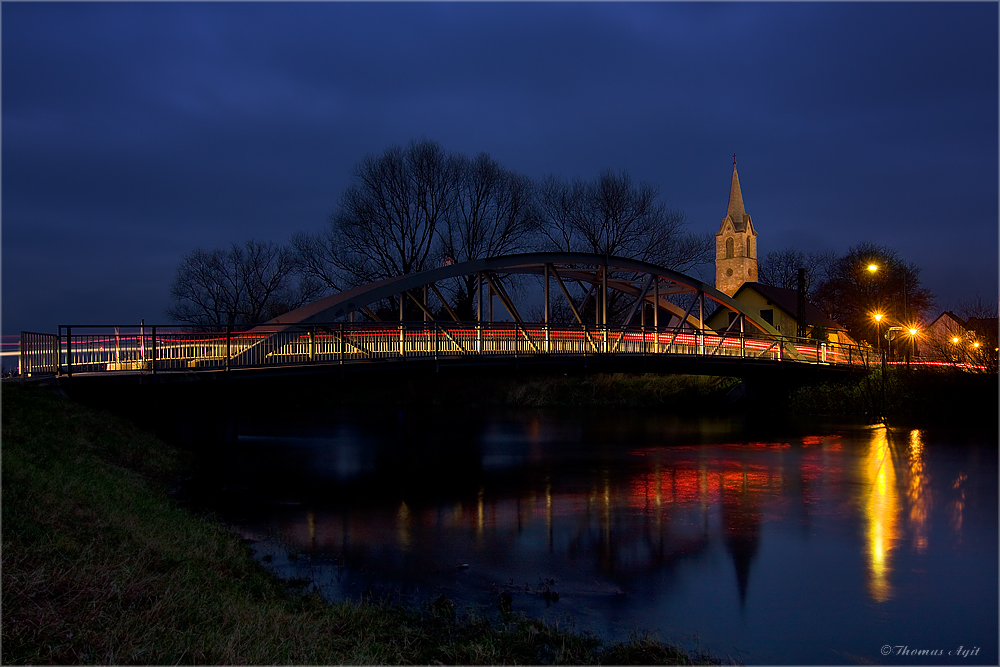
[22,323,871,380]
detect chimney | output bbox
[796,268,807,338]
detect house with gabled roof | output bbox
[920,310,998,362]
[706,281,856,345]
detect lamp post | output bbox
[873,312,884,358]
[866,263,881,349]
[867,261,916,362]
[872,312,886,419]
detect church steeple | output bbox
[715,156,758,297]
[727,162,747,229]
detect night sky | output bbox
[3,2,997,339]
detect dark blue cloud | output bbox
[3,2,996,337]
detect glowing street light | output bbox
[868,264,879,273]
[905,327,919,368]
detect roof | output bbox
[718,164,753,234]
[925,310,967,331]
[732,282,844,331]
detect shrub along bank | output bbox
[220,371,742,416]
[1,384,721,665]
[787,366,998,427]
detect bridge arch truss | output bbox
[45,253,873,377]
[273,252,773,335]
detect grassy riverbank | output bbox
[1,384,721,665]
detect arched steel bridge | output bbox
[26,253,871,379]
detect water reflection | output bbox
[202,412,997,664]
[907,429,930,553]
[861,425,900,602]
[397,501,412,551]
[256,437,843,610]
[952,473,967,538]
[859,427,941,602]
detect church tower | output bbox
[715,157,758,297]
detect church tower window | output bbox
[726,238,734,259]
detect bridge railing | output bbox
[51,322,872,376]
[19,331,60,377]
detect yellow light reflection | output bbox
[907,430,929,553]
[862,425,900,602]
[951,474,967,538]
[545,480,553,533]
[477,488,485,536]
[397,501,411,551]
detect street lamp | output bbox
[872,312,885,362]
[871,313,888,417]
[906,327,919,368]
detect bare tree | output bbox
[535,175,587,255]
[442,153,538,261]
[439,152,540,319]
[536,169,711,323]
[290,229,343,294]
[291,143,715,324]
[293,139,461,320]
[329,139,460,288]
[956,295,999,374]
[167,240,319,327]
[536,169,710,269]
[757,247,836,295]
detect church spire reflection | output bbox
[721,468,762,608]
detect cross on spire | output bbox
[732,153,737,166]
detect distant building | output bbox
[715,159,758,297]
[920,311,998,362]
[706,282,856,346]
[710,158,852,344]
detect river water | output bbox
[191,407,997,664]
